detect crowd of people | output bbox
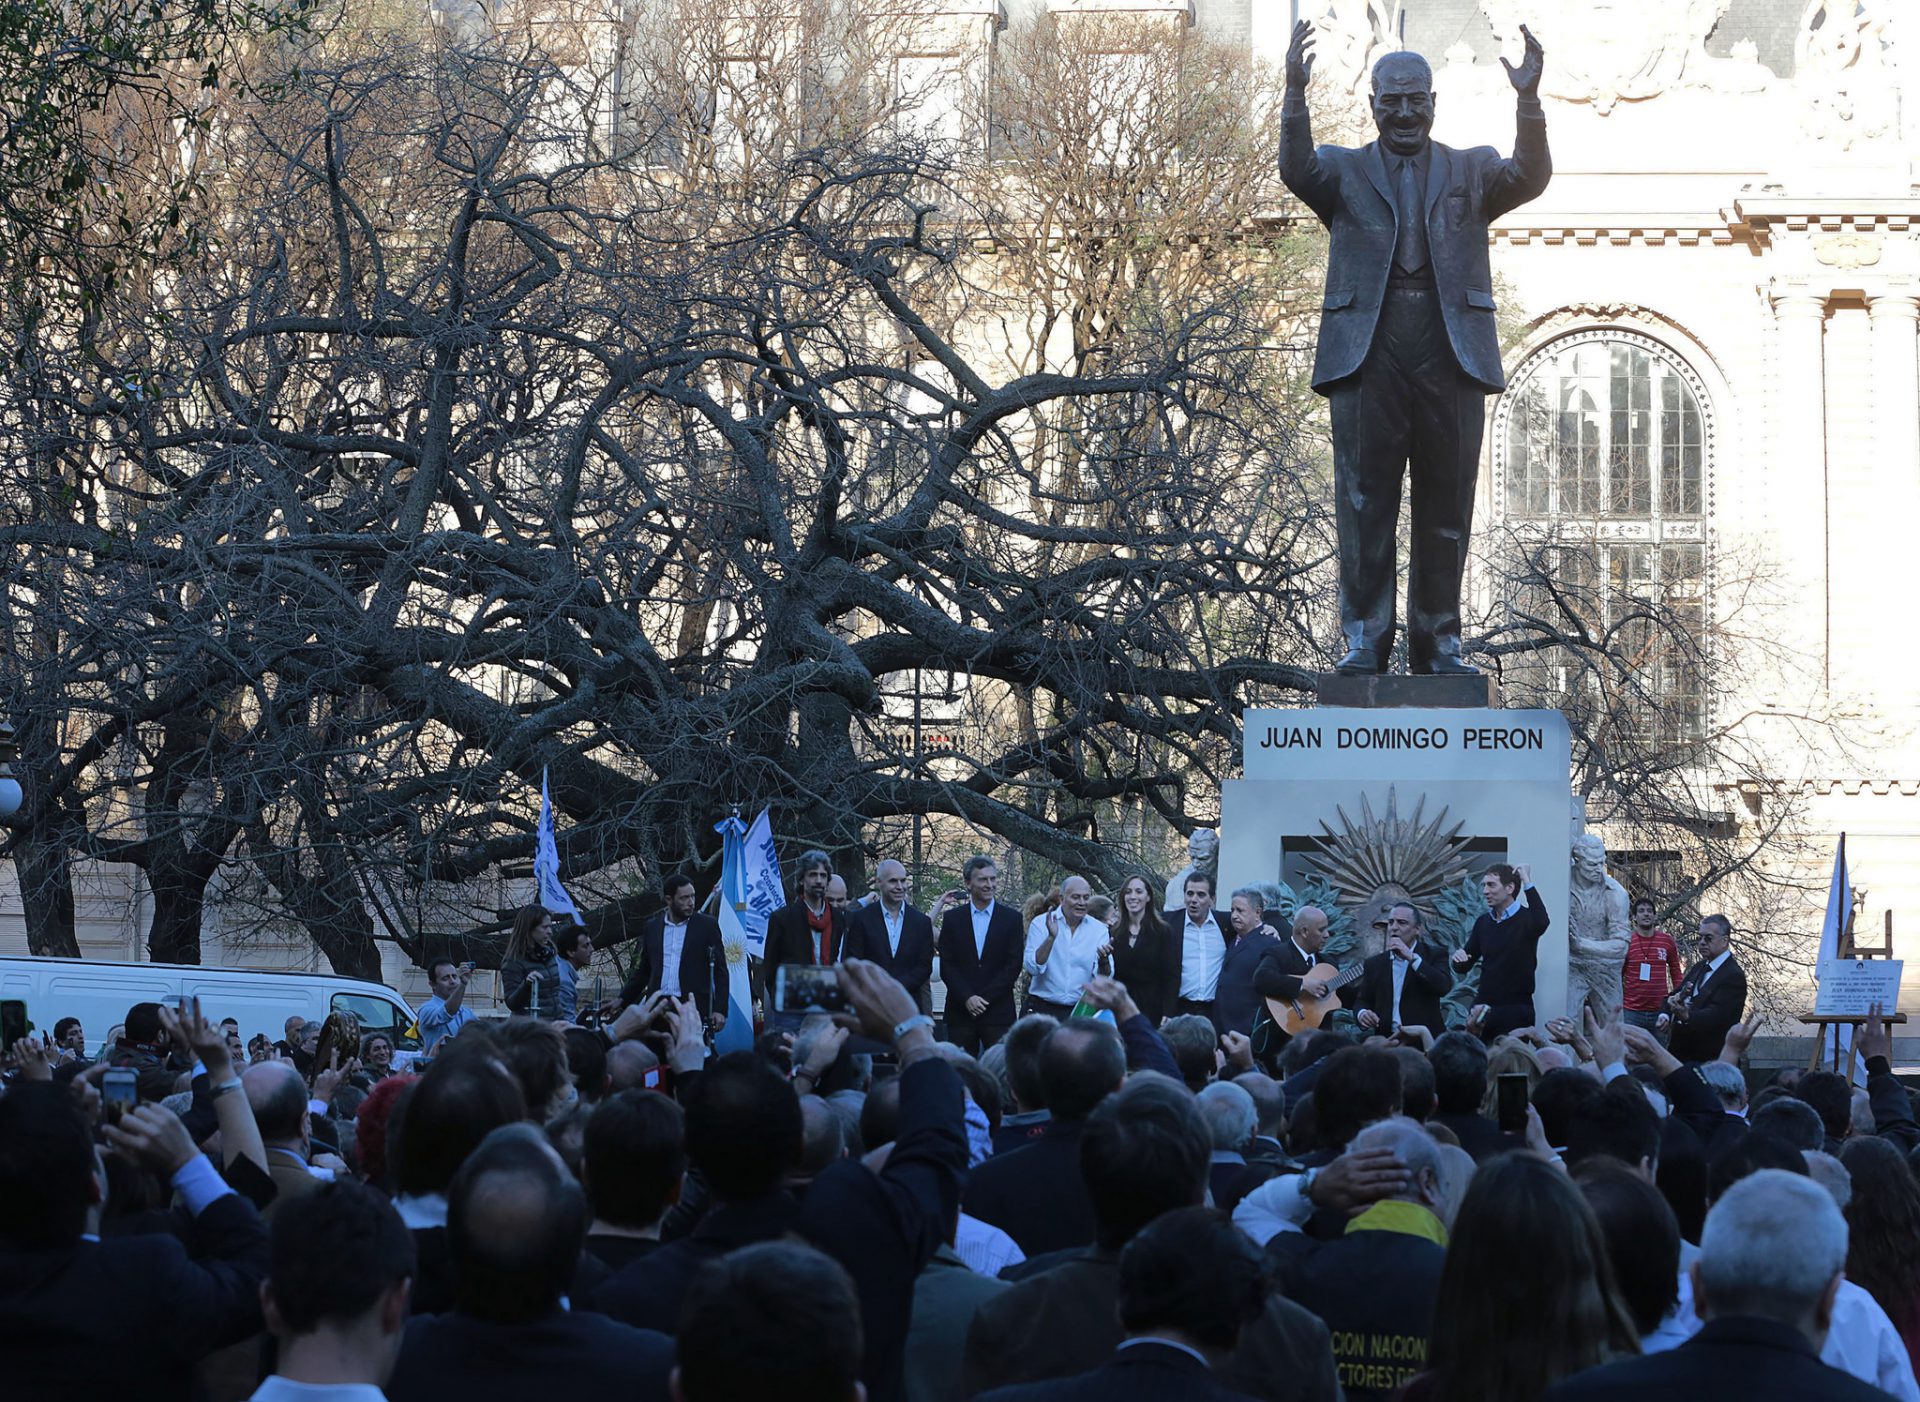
[4,849,1918,1402]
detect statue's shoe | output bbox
[1412,655,1480,676]
[1335,649,1382,674]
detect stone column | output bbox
[1869,287,1920,479]
[1866,287,1920,715]
[1771,284,1830,684]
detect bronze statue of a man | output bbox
[1281,22,1550,676]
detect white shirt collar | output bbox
[1703,948,1731,974]
[1117,1337,1211,1369]
[1185,910,1216,930]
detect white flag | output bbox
[739,809,782,957]
[534,768,584,925]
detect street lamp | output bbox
[0,719,19,819]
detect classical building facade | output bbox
[7,0,1917,1027]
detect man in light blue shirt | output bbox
[416,959,475,1055]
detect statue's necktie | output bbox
[1394,158,1429,275]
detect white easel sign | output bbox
[1814,958,1904,1017]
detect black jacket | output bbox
[387,1307,673,1402]
[963,1119,1094,1258]
[616,910,729,1020]
[502,946,563,1015]
[1253,937,1318,1004]
[965,1249,1340,1402]
[1668,954,1747,1063]
[1219,929,1284,1035]
[1110,916,1173,1024]
[1543,1315,1892,1402]
[1165,908,1232,1003]
[595,1056,965,1402]
[1283,1210,1447,1402]
[845,900,936,1007]
[765,899,852,970]
[1430,1109,1523,1163]
[1279,102,1550,395]
[976,1340,1262,1402]
[938,900,1024,1028]
[1347,942,1452,1033]
[0,1192,268,1402]
[1459,887,1551,1007]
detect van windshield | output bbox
[331,991,421,1052]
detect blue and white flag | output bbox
[714,808,780,1054]
[534,768,584,925]
[1816,835,1864,1084]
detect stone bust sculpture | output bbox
[1165,828,1220,910]
[1566,832,1631,1019]
[1279,21,1551,675]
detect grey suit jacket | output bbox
[1279,100,1551,393]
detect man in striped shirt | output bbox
[1621,897,1681,1037]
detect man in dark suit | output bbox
[1253,905,1336,1054]
[1347,902,1452,1035]
[1451,863,1550,1040]
[1166,872,1234,1023]
[1664,914,1747,1063]
[0,1089,269,1402]
[845,857,936,1012]
[242,1059,323,1217]
[617,871,730,1029]
[387,1125,674,1402]
[939,854,1023,1052]
[1216,887,1285,1036]
[1281,21,1549,674]
[964,1021,1125,1257]
[965,1078,1339,1402]
[764,848,852,972]
[1544,1169,1888,1402]
[975,1208,1277,1402]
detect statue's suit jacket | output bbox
[1279,101,1551,394]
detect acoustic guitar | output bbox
[1263,960,1367,1038]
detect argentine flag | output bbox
[534,768,584,925]
[1816,835,1864,1085]
[714,809,781,1053]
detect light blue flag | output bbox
[714,809,779,1054]
[535,768,584,925]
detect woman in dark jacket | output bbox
[501,904,562,1016]
[1109,873,1172,1024]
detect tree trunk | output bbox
[15,826,80,957]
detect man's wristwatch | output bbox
[1299,1166,1320,1205]
[892,1014,934,1042]
[207,1078,243,1101]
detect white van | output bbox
[0,955,422,1058]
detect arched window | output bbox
[1494,331,1712,747]
[1501,334,1705,522]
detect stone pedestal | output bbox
[1314,672,1501,709]
[1222,703,1573,1024]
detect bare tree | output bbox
[0,7,1332,967]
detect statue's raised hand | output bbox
[1286,19,1316,91]
[1501,24,1544,97]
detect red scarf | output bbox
[806,901,835,963]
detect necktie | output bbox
[1394,158,1429,274]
